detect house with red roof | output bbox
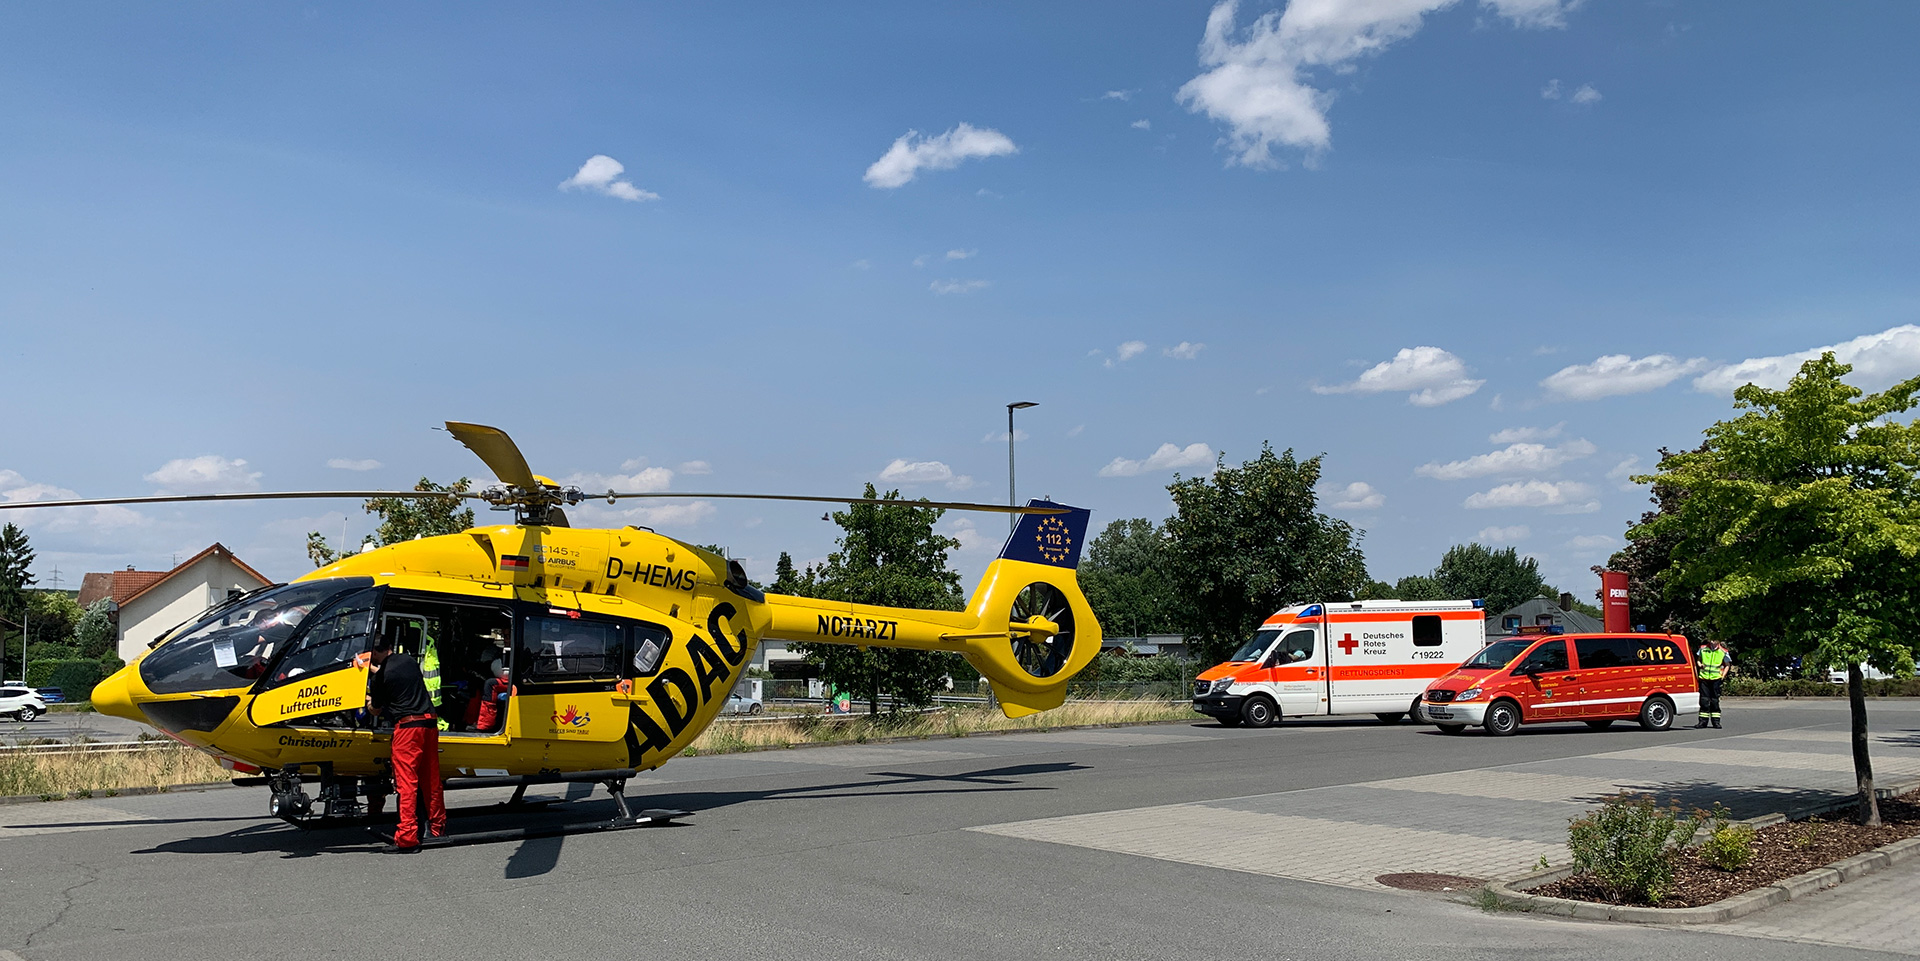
[80,544,272,662]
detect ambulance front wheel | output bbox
[1240,695,1278,729]
[1483,700,1522,737]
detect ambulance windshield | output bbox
[1228,630,1280,663]
[1461,639,1531,671]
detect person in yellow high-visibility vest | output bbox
[420,627,447,731]
[1695,639,1731,729]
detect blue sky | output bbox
[4,1,1918,605]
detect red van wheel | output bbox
[1483,700,1522,737]
[1241,696,1277,729]
[1638,695,1675,732]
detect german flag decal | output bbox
[501,554,531,570]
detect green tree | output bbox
[788,485,965,715]
[0,522,34,618]
[1162,446,1370,664]
[74,599,116,660]
[1597,447,1712,640]
[1430,543,1551,615]
[307,477,477,565]
[768,551,815,596]
[1634,354,1920,825]
[1080,518,1180,638]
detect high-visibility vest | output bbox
[1698,648,1728,680]
[421,635,443,707]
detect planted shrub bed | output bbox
[1537,793,1920,908]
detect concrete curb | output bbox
[1486,777,1920,925]
[0,780,238,806]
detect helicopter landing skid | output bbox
[374,778,689,850]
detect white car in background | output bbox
[722,691,764,716]
[2,685,48,721]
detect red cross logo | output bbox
[1338,634,1358,655]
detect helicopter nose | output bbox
[91,665,142,721]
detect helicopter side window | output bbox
[630,623,671,677]
[264,588,385,688]
[525,614,622,681]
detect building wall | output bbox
[117,556,269,662]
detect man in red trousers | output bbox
[369,633,446,850]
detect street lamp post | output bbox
[1007,401,1037,532]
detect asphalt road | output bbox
[0,711,150,746]
[4,699,1917,961]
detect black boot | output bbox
[1694,718,1710,728]
[1710,717,1721,729]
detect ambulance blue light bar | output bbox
[1298,604,1323,618]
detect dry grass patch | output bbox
[688,698,1191,756]
[0,746,229,799]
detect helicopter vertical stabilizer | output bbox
[760,500,1101,718]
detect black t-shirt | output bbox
[370,652,433,721]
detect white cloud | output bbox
[565,459,673,494]
[1566,533,1616,552]
[982,430,1030,443]
[1163,341,1206,359]
[877,459,974,490]
[851,259,872,270]
[1328,481,1385,510]
[1544,77,1602,103]
[912,254,931,268]
[1067,424,1086,437]
[558,155,659,202]
[1177,0,1576,168]
[1694,325,1920,395]
[145,455,262,493]
[1415,439,1597,480]
[1484,0,1583,29]
[943,516,995,554]
[1098,442,1215,478]
[1312,346,1484,406]
[1489,423,1563,444]
[1541,353,1708,401]
[863,123,1018,189]
[945,248,977,260]
[1571,83,1602,104]
[677,460,712,476]
[612,501,715,529]
[1541,78,1562,100]
[0,469,149,535]
[327,458,381,471]
[1131,119,1152,130]
[930,279,989,295]
[1606,456,1644,490]
[1102,89,1136,101]
[1115,340,1148,364]
[1475,524,1531,543]
[1463,479,1599,513]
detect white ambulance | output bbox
[1191,599,1487,727]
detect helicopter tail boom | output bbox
[761,501,1101,718]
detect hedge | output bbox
[23,659,120,700]
[1724,676,1920,697]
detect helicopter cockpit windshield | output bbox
[139,578,374,694]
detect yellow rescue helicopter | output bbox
[3,423,1099,845]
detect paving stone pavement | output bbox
[1711,855,1920,956]
[972,721,1920,893]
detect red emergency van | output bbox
[1417,631,1699,735]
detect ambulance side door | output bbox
[1264,626,1324,717]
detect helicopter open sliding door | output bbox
[247,586,385,727]
[377,591,516,738]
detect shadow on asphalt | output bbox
[1566,779,1848,819]
[116,761,1089,868]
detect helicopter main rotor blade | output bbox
[0,491,478,510]
[604,492,1065,515]
[444,421,540,489]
